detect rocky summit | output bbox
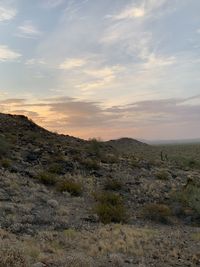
[0,112,200,267]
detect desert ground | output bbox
[0,113,200,267]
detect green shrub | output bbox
[131,159,140,168]
[95,203,126,224]
[155,169,170,180]
[142,203,171,223]
[94,192,127,224]
[81,158,100,170]
[186,159,200,169]
[87,138,102,157]
[100,153,119,164]
[57,180,82,196]
[0,136,10,158]
[104,178,123,191]
[36,171,57,185]
[174,183,200,216]
[0,159,11,168]
[48,163,64,174]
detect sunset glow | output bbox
[0,0,200,140]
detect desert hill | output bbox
[0,112,200,267]
[106,137,148,153]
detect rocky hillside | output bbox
[0,113,200,267]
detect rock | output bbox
[26,152,39,162]
[0,189,10,201]
[83,214,99,223]
[47,199,59,208]
[9,223,24,234]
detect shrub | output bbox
[100,153,119,164]
[81,158,100,170]
[0,159,11,168]
[186,159,200,169]
[104,178,123,191]
[131,159,140,168]
[155,169,170,180]
[0,136,10,158]
[142,203,171,223]
[95,203,126,224]
[36,171,57,185]
[94,192,127,224]
[87,138,102,157]
[57,180,82,196]
[48,163,64,174]
[174,183,200,216]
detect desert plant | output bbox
[131,158,140,168]
[57,180,82,196]
[100,153,119,164]
[174,183,200,216]
[142,203,172,223]
[94,192,127,224]
[81,158,100,170]
[36,171,57,185]
[87,138,102,157]
[0,159,11,168]
[104,178,123,191]
[155,169,170,180]
[0,136,10,158]
[48,163,64,174]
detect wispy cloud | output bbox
[0,5,16,22]
[59,58,87,70]
[111,0,167,20]
[77,65,125,91]
[25,58,46,66]
[1,95,200,140]
[17,21,42,38]
[0,45,21,62]
[41,0,64,8]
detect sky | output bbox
[0,0,200,140]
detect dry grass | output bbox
[36,225,156,258]
[0,241,28,267]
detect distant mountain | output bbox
[146,138,200,145]
[106,137,148,154]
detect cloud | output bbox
[41,0,64,8]
[143,54,176,69]
[112,4,145,20]
[59,58,87,70]
[0,99,25,104]
[0,6,16,22]
[77,65,125,91]
[111,0,167,20]
[17,21,41,38]
[25,58,46,66]
[1,95,200,140]
[0,45,21,62]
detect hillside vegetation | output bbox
[0,113,199,267]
